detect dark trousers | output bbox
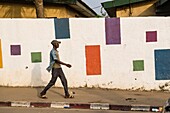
[40,68,69,96]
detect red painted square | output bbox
[85,45,101,75]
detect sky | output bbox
[82,0,112,15]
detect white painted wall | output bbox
[0,17,170,90]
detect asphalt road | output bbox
[0,107,154,113]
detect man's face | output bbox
[54,42,59,48]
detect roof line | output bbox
[102,0,147,8]
[0,0,97,17]
[156,0,168,7]
[76,0,97,16]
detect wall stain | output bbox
[159,82,170,91]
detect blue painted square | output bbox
[155,49,170,80]
[54,18,70,39]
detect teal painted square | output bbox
[31,52,42,63]
[54,18,70,39]
[133,60,144,71]
[155,49,170,80]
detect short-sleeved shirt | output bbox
[50,48,61,69]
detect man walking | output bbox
[40,40,73,99]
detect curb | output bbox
[0,101,162,112]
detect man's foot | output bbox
[39,94,48,99]
[64,94,74,99]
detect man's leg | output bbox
[58,68,69,97]
[40,68,58,96]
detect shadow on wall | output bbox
[30,64,47,97]
[139,4,156,16]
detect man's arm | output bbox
[55,59,72,68]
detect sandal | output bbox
[40,94,48,99]
[65,95,74,99]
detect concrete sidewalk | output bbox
[0,87,169,112]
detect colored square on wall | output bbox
[146,31,157,42]
[0,39,3,68]
[85,45,101,75]
[105,18,121,45]
[155,49,170,80]
[11,45,21,55]
[133,60,144,71]
[31,52,42,63]
[54,18,70,39]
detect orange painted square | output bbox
[0,39,3,68]
[85,45,101,75]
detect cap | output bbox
[51,40,61,45]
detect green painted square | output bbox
[133,60,144,71]
[31,52,42,63]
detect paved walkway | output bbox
[0,87,169,112]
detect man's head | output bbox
[51,40,61,48]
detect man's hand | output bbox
[55,60,72,68]
[65,64,72,68]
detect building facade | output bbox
[102,0,170,17]
[0,0,97,18]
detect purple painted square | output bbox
[11,45,21,55]
[105,18,121,45]
[146,31,157,42]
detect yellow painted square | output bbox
[0,39,3,68]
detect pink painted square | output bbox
[146,31,157,42]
